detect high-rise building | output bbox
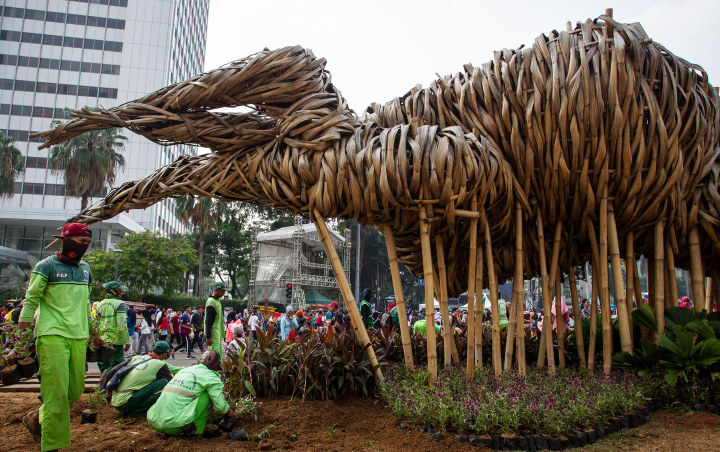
[0,0,209,264]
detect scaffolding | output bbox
[248,216,351,309]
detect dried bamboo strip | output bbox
[535,212,556,372]
[475,237,484,369]
[466,197,478,378]
[383,226,414,368]
[625,233,636,349]
[514,203,526,375]
[665,241,678,311]
[654,222,666,335]
[418,205,438,384]
[568,269,587,368]
[705,278,713,312]
[608,204,632,353]
[599,186,613,375]
[689,228,706,312]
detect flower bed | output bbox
[379,364,660,437]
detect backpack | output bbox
[103,358,153,393]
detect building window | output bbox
[25,156,48,169]
[0,79,118,99]
[0,30,123,53]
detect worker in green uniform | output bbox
[96,281,130,373]
[18,223,97,451]
[147,350,236,436]
[360,288,375,329]
[204,282,227,358]
[413,317,442,336]
[110,341,173,417]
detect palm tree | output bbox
[0,132,24,199]
[49,108,126,210]
[175,196,228,296]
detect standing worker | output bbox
[360,288,375,330]
[204,282,227,359]
[96,281,130,373]
[18,223,97,451]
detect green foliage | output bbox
[0,131,24,199]
[140,293,206,310]
[87,387,107,409]
[85,231,198,298]
[236,395,260,421]
[0,322,34,360]
[49,108,126,209]
[379,365,655,437]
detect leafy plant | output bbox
[235,395,260,421]
[87,387,107,409]
[1,322,35,360]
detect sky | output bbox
[204,0,720,113]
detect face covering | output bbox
[55,238,90,266]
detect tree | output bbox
[48,108,126,210]
[175,196,228,297]
[85,231,198,299]
[203,215,257,299]
[0,132,24,198]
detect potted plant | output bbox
[89,314,116,363]
[82,387,106,424]
[12,326,37,379]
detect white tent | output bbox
[419,298,440,310]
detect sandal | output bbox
[22,412,41,443]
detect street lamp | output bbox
[113,248,123,280]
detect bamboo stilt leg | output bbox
[569,269,587,368]
[632,257,643,309]
[514,203,526,375]
[599,189,613,375]
[664,258,673,310]
[418,205,438,384]
[484,218,502,376]
[585,219,601,371]
[705,278,713,312]
[608,205,632,353]
[664,241,678,311]
[535,212,555,373]
[434,235,453,369]
[313,210,383,381]
[689,227,705,312]
[625,233,636,349]
[712,269,720,313]
[383,226,414,368]
[654,222,665,336]
[555,272,565,368]
[475,238,484,369]
[504,278,518,371]
[466,197,478,379]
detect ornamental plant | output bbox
[1,322,35,360]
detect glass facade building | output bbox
[0,0,209,262]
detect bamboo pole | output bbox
[608,205,632,353]
[555,272,565,368]
[599,188,613,375]
[383,226,414,368]
[535,212,556,373]
[434,235,453,369]
[312,210,383,381]
[484,218,502,376]
[466,197,479,379]
[664,241,677,310]
[504,279,518,371]
[632,256,647,341]
[418,205,438,384]
[568,269,587,368]
[654,221,665,336]
[625,233,636,348]
[514,203,526,375]
[712,269,720,313]
[585,219,601,370]
[475,235,484,369]
[705,278,713,312]
[689,227,705,312]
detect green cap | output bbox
[104,281,128,292]
[153,341,170,354]
[209,281,228,291]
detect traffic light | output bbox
[286,283,292,300]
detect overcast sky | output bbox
[204,0,719,113]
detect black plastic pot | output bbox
[585,428,597,444]
[547,436,562,450]
[533,435,548,450]
[476,435,492,447]
[595,427,606,439]
[80,410,97,424]
[524,435,536,451]
[500,434,516,450]
[218,417,237,432]
[1,364,21,386]
[98,345,115,363]
[17,357,36,379]
[86,346,98,363]
[491,434,501,449]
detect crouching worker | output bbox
[147,350,236,436]
[107,341,173,417]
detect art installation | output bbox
[36,12,720,383]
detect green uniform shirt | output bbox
[147,363,229,430]
[360,299,373,329]
[19,255,91,339]
[111,355,169,407]
[204,297,223,343]
[498,300,509,329]
[413,319,441,335]
[96,296,130,345]
[389,306,400,332]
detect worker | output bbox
[204,282,227,358]
[110,341,173,417]
[18,222,96,451]
[360,288,374,329]
[95,281,131,373]
[412,317,442,336]
[147,350,236,436]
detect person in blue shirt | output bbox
[280,310,298,341]
[126,305,138,355]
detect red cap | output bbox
[330,302,339,308]
[55,223,92,239]
[296,310,304,317]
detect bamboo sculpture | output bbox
[37,13,720,379]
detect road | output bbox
[87,347,201,373]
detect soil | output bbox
[0,393,718,451]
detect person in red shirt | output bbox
[169,311,181,358]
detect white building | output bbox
[0,0,209,262]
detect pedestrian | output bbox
[147,350,236,436]
[204,282,227,359]
[248,307,260,341]
[18,222,96,451]
[127,304,138,356]
[168,309,182,357]
[360,288,374,329]
[189,305,205,354]
[95,281,131,373]
[137,310,154,355]
[157,309,169,342]
[224,311,243,344]
[280,309,298,340]
[174,305,193,359]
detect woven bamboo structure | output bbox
[37,13,720,379]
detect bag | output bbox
[99,358,132,391]
[104,358,153,393]
[381,312,390,327]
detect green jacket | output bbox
[96,297,130,345]
[111,355,171,407]
[204,296,223,342]
[360,299,373,329]
[19,255,91,339]
[497,300,509,329]
[147,363,229,430]
[389,306,400,332]
[413,319,441,336]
